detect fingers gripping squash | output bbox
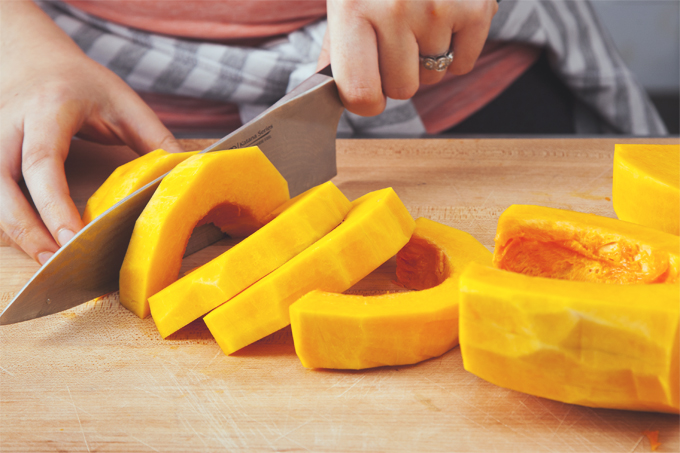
[148,182,351,338]
[82,149,198,224]
[290,217,492,370]
[119,147,289,318]
[204,188,415,355]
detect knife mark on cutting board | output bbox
[414,393,442,412]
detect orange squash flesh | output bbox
[119,147,289,319]
[494,205,679,284]
[459,262,679,414]
[82,149,198,224]
[460,204,680,414]
[204,188,415,355]
[289,217,492,370]
[148,181,351,338]
[613,144,679,235]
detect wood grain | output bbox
[1,138,679,452]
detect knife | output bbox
[1,67,343,325]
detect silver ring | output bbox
[419,51,454,72]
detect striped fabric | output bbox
[38,0,667,136]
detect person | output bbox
[0,0,666,265]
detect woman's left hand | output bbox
[318,0,498,116]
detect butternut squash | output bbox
[613,144,679,235]
[459,262,679,413]
[119,147,289,318]
[204,188,415,355]
[290,217,492,370]
[494,205,679,284]
[82,149,198,224]
[148,181,351,338]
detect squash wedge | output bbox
[459,262,680,414]
[494,205,679,284]
[290,217,492,370]
[82,149,198,224]
[119,147,289,318]
[613,144,679,235]
[204,188,415,355]
[148,181,351,338]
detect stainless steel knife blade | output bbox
[1,70,343,325]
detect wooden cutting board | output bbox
[1,138,678,452]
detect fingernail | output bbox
[57,229,75,247]
[38,252,54,265]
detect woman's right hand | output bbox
[0,0,184,265]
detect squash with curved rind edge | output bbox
[494,205,679,284]
[119,147,289,319]
[148,181,351,338]
[459,262,679,414]
[613,144,679,235]
[290,217,492,370]
[82,149,199,224]
[204,187,415,355]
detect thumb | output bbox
[316,28,331,72]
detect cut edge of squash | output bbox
[148,181,352,338]
[289,217,492,370]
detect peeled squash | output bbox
[613,144,679,235]
[290,217,492,370]
[494,205,679,284]
[204,188,415,355]
[119,147,289,318]
[148,182,351,338]
[459,262,679,413]
[460,204,680,413]
[82,149,198,224]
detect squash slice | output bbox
[204,188,415,355]
[119,147,289,318]
[82,149,198,224]
[148,181,351,338]
[290,217,492,370]
[613,144,679,235]
[459,262,680,413]
[494,205,679,284]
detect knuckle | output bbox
[341,84,385,115]
[2,219,31,249]
[490,0,499,15]
[386,0,408,19]
[36,195,62,219]
[21,149,54,177]
[463,0,496,24]
[451,60,476,75]
[27,80,75,109]
[331,0,362,14]
[482,0,499,19]
[384,82,419,101]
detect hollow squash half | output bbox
[494,205,679,284]
[290,217,492,370]
[613,144,679,235]
[459,262,679,413]
[82,149,198,224]
[148,181,351,338]
[119,147,289,318]
[204,188,415,355]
